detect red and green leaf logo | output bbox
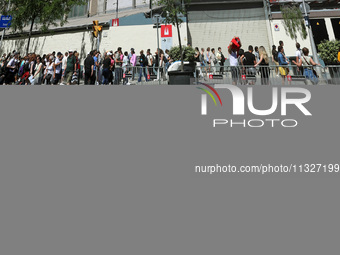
[196,83,222,106]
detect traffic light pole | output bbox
[154,14,161,84]
[302,0,320,65]
[97,32,100,52]
[96,32,101,85]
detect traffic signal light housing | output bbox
[92,20,102,38]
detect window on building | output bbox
[331,18,340,41]
[310,19,329,51]
[69,4,88,18]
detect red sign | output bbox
[112,19,119,27]
[161,25,172,38]
[242,75,246,81]
[287,75,292,81]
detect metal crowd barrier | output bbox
[193,64,340,85]
[124,64,340,85]
[20,64,338,86]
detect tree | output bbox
[0,0,86,55]
[281,5,307,41]
[154,0,190,72]
[169,45,195,62]
[318,40,340,65]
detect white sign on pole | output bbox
[161,37,173,52]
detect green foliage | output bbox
[1,0,86,32]
[318,40,340,65]
[153,0,190,27]
[0,0,85,53]
[169,46,195,62]
[281,6,307,41]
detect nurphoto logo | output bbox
[198,84,312,128]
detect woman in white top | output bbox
[122,51,129,73]
[228,40,242,85]
[44,55,54,84]
[206,47,211,73]
[293,47,321,85]
[210,48,217,74]
[158,49,165,80]
[122,51,129,85]
[33,56,44,85]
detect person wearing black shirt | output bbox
[102,53,112,85]
[84,51,95,85]
[243,45,257,85]
[138,50,149,83]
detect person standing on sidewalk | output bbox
[295,43,302,75]
[84,51,95,85]
[206,47,211,73]
[216,47,226,74]
[210,48,217,75]
[146,49,154,77]
[130,48,137,81]
[122,51,130,85]
[254,46,260,63]
[138,50,149,83]
[5,53,19,85]
[53,52,63,85]
[243,45,257,85]
[61,52,68,84]
[278,45,290,85]
[114,47,123,85]
[272,45,279,76]
[63,50,77,85]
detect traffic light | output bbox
[92,20,102,38]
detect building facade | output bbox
[1,0,339,60]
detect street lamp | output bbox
[153,14,161,82]
[300,0,320,65]
[111,0,119,18]
[116,0,118,19]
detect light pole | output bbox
[154,14,161,83]
[116,0,118,19]
[300,0,320,65]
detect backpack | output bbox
[143,56,148,66]
[221,53,226,63]
[163,55,168,63]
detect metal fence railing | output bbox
[7,64,340,85]
[193,65,340,86]
[93,66,168,86]
[119,64,340,85]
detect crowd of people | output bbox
[1,39,338,85]
[0,47,173,85]
[223,39,323,85]
[0,50,81,85]
[82,47,173,85]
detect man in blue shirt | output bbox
[93,51,99,85]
